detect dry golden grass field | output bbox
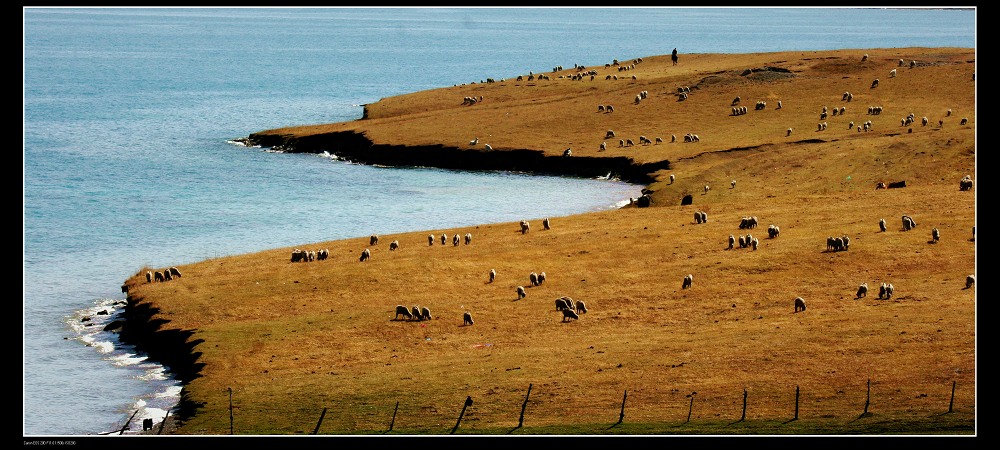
[122,48,976,436]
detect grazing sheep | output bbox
[370,235,379,246]
[704,185,710,194]
[889,68,897,78]
[464,233,472,245]
[538,272,547,285]
[966,275,975,289]
[899,58,905,66]
[946,109,952,117]
[728,234,736,250]
[562,309,580,321]
[700,211,707,223]
[146,271,152,283]
[394,305,413,320]
[317,249,329,260]
[902,215,916,231]
[922,116,928,126]
[441,234,448,245]
[453,234,460,246]
[732,96,741,106]
[777,100,782,109]
[575,300,587,314]
[767,224,780,238]
[421,307,432,321]
[960,117,968,125]
[879,218,887,232]
[543,218,551,230]
[387,240,399,251]
[154,271,165,282]
[520,220,530,234]
[484,144,493,151]
[428,234,435,246]
[169,267,182,278]
[751,237,759,250]
[626,139,635,147]
[517,286,526,299]
[671,134,677,143]
[489,269,496,283]
[163,269,173,280]
[655,137,663,144]
[870,79,879,89]
[291,249,306,262]
[600,141,607,151]
[669,174,675,183]
[530,272,539,287]
[959,175,974,191]
[695,211,704,224]
[463,311,474,326]
[359,248,371,262]
[739,235,747,249]
[682,274,693,289]
[862,53,868,61]
[411,306,423,321]
[606,130,616,139]
[932,228,940,243]
[794,297,806,312]
[555,297,571,311]
[879,283,888,299]
[618,139,625,148]
[787,127,793,136]
[857,283,869,299]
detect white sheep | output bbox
[428,234,435,246]
[169,267,182,278]
[682,274,693,289]
[669,174,675,184]
[489,269,496,283]
[441,233,448,245]
[517,286,526,299]
[856,283,869,299]
[959,175,973,191]
[470,137,479,146]
[600,142,607,151]
[520,220,530,234]
[395,305,413,320]
[932,228,940,243]
[411,306,423,321]
[484,144,493,151]
[889,68,897,78]
[879,218,887,232]
[731,179,736,189]
[359,248,371,262]
[751,237,759,250]
[787,127,792,136]
[530,272,539,286]
[453,234,460,246]
[704,185,710,194]
[464,233,472,245]
[728,234,736,250]
[538,272,547,285]
[389,240,400,251]
[543,218,551,230]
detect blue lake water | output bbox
[22,7,975,436]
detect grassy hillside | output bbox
[123,47,976,435]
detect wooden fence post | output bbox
[517,384,533,428]
[228,387,234,435]
[794,385,800,421]
[615,389,628,426]
[389,401,399,432]
[451,396,473,434]
[118,410,139,435]
[738,388,747,422]
[948,381,956,413]
[157,409,170,435]
[312,407,327,435]
[686,392,696,423]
